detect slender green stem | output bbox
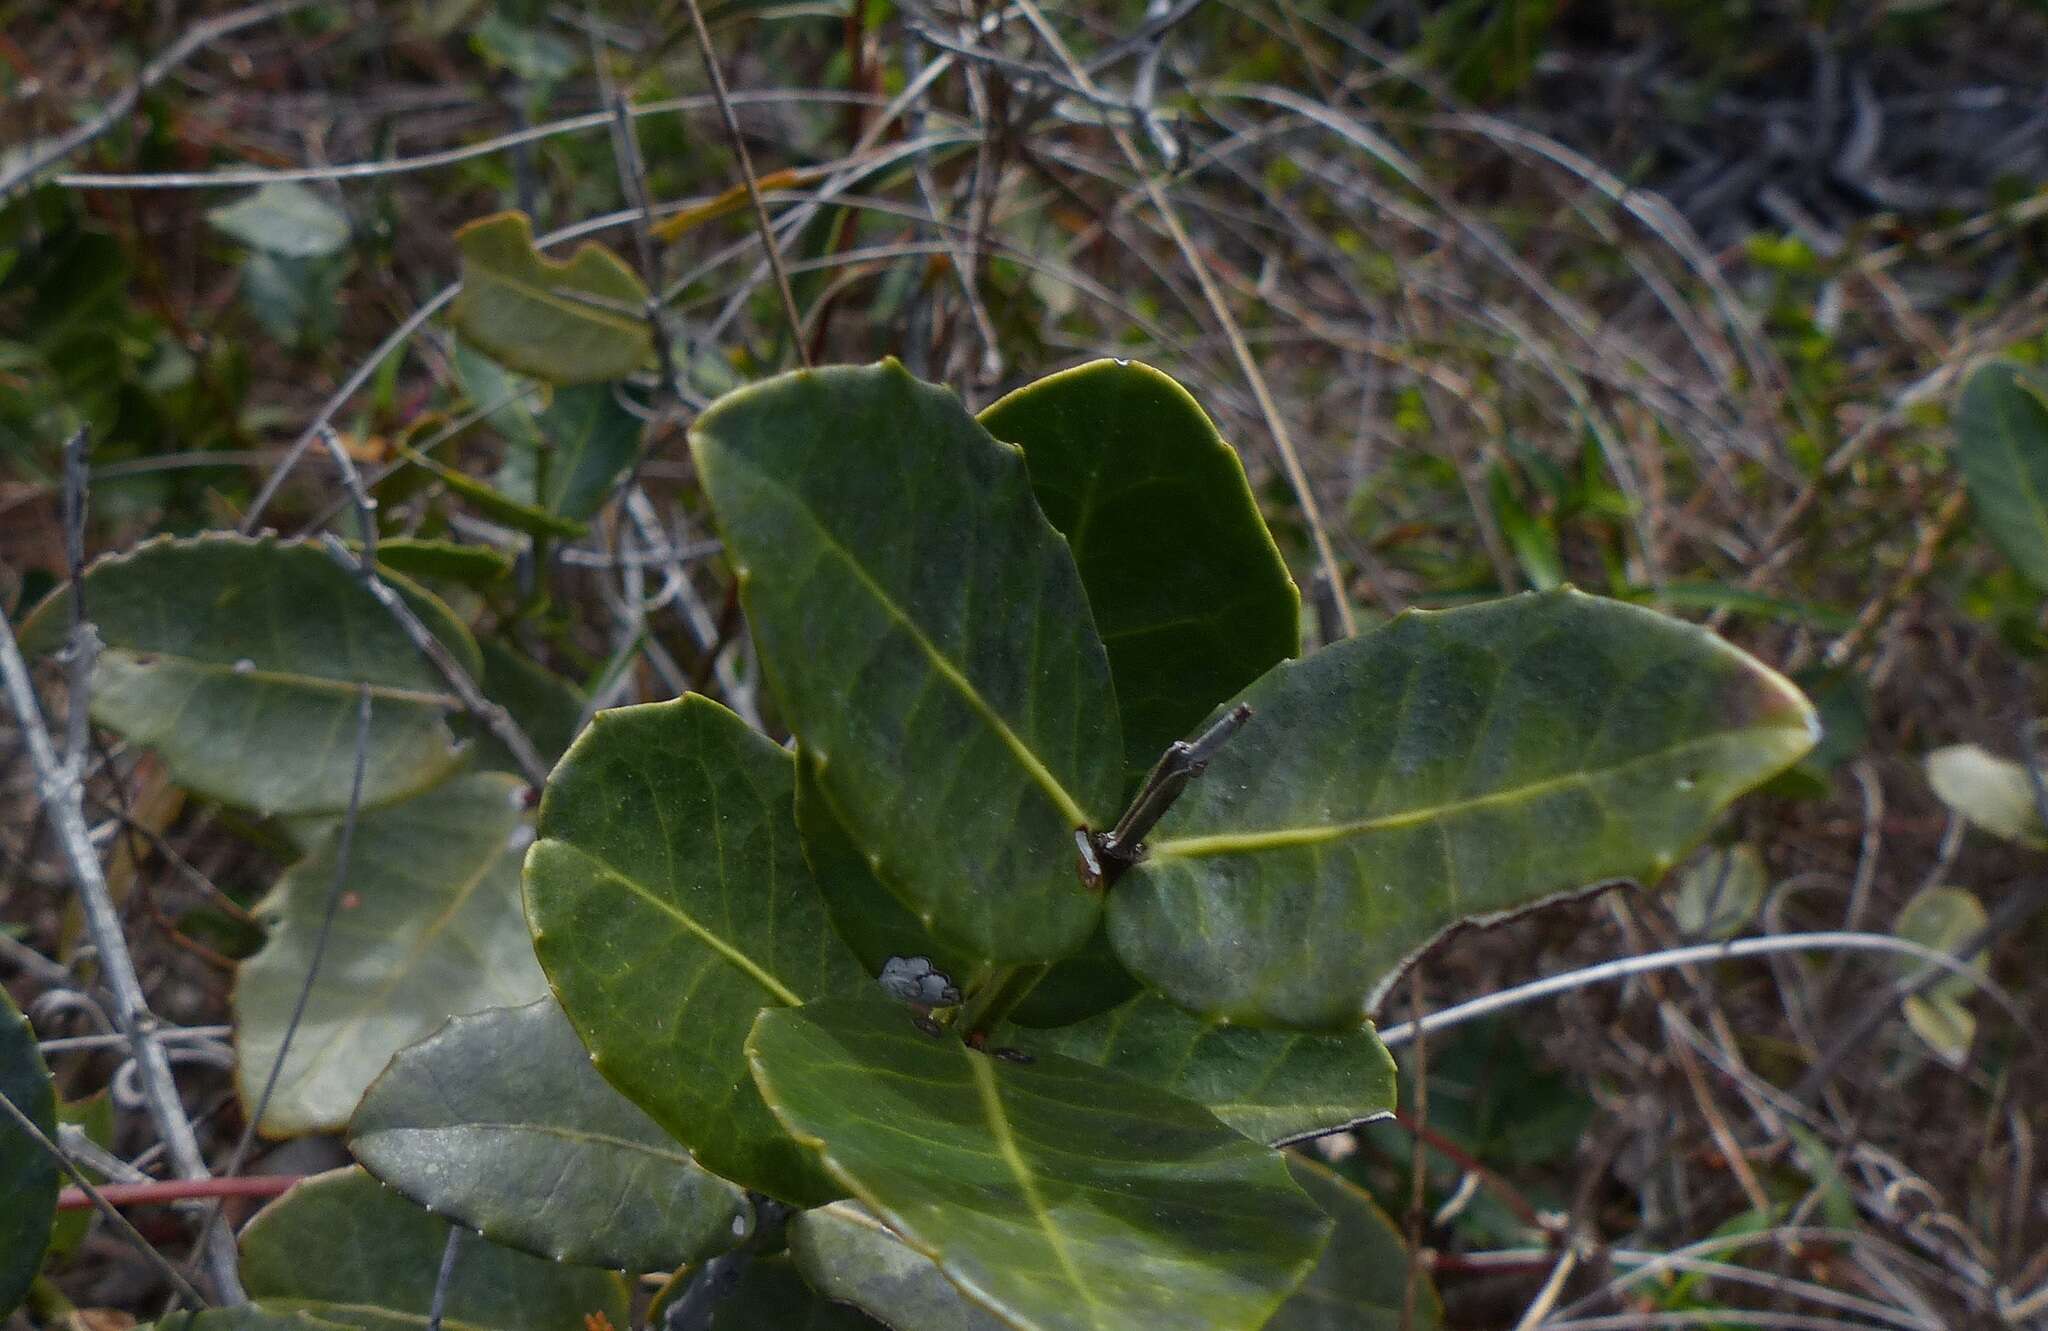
[957,963,1049,1037]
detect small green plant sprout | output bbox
[23,358,1815,1331]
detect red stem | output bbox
[58,1174,303,1211]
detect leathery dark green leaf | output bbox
[1009,992,1394,1145]
[1110,589,1818,1030]
[747,995,1332,1331]
[523,694,870,1204]
[1266,1156,1439,1331]
[789,1202,1016,1331]
[239,1167,629,1331]
[795,750,1136,1028]
[235,773,547,1135]
[17,534,476,816]
[690,361,1123,963]
[0,988,58,1319]
[349,997,751,1272]
[1954,362,2048,590]
[979,359,1299,781]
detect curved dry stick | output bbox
[1379,930,2027,1049]
[56,91,892,190]
[0,0,316,201]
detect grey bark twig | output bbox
[1379,931,2023,1051]
[424,1229,464,1331]
[0,437,245,1300]
[676,0,810,364]
[0,0,316,202]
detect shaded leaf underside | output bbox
[20,533,477,816]
[235,772,547,1135]
[349,997,750,1272]
[449,211,650,385]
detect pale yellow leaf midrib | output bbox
[964,1049,1112,1331]
[1149,727,1805,860]
[713,449,1096,830]
[545,840,803,1007]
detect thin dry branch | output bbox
[0,0,317,201]
[0,522,244,1299]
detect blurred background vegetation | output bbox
[4,1,2048,1327]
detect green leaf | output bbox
[398,443,587,539]
[1671,844,1766,940]
[456,344,643,523]
[350,997,751,1272]
[978,360,1299,778]
[530,384,644,521]
[19,534,477,816]
[453,340,546,456]
[1893,885,1987,1069]
[789,1202,1013,1331]
[45,1091,113,1262]
[1110,589,1817,1030]
[0,988,57,1319]
[793,1143,1423,1328]
[710,1256,885,1331]
[1487,464,1564,593]
[1955,362,2048,589]
[524,695,870,1204]
[1781,1121,1858,1232]
[1008,992,1395,1145]
[1420,1017,1592,1169]
[1926,744,2048,847]
[241,252,352,349]
[449,212,650,385]
[368,538,513,587]
[240,1167,630,1331]
[797,750,1137,1028]
[236,773,548,1135]
[471,11,580,82]
[1903,995,1976,1069]
[691,362,1122,963]
[208,183,350,259]
[1268,1156,1439,1331]
[747,995,1332,1331]
[795,748,978,983]
[472,638,585,771]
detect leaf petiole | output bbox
[956,963,1051,1039]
